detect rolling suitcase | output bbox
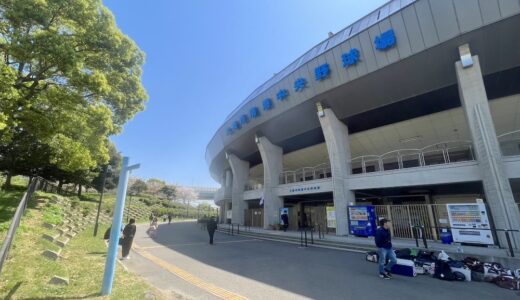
[391,259,417,277]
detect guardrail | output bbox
[0,177,40,275]
[498,129,520,157]
[411,225,519,258]
[350,141,474,174]
[279,163,331,185]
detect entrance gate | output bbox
[373,204,450,240]
[244,208,263,228]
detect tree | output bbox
[160,185,176,201]
[0,0,147,186]
[175,186,199,217]
[91,143,122,193]
[146,178,165,197]
[129,179,147,195]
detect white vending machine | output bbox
[446,203,494,245]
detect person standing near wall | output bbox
[375,219,397,279]
[121,218,137,260]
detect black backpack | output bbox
[434,260,456,281]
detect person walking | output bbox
[149,212,154,225]
[281,212,289,232]
[121,218,137,260]
[168,214,172,224]
[375,219,397,279]
[207,217,217,245]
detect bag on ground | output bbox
[434,260,456,281]
[493,275,520,290]
[366,251,378,263]
[391,259,417,277]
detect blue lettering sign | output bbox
[277,89,289,101]
[315,63,330,81]
[342,48,360,68]
[232,121,241,130]
[226,128,234,135]
[374,29,396,50]
[250,107,260,119]
[240,114,249,125]
[262,98,273,111]
[294,77,307,92]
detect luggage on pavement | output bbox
[366,251,378,263]
[493,275,520,290]
[433,260,456,281]
[391,258,417,277]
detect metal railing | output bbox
[279,163,331,185]
[0,177,41,275]
[351,141,474,175]
[498,129,520,157]
[244,183,263,191]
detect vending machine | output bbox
[348,205,377,237]
[447,203,494,245]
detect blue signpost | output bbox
[101,157,140,296]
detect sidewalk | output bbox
[221,225,520,268]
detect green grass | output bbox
[0,196,165,299]
[42,204,63,225]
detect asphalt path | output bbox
[123,221,517,300]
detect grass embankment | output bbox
[0,196,164,299]
[0,177,31,240]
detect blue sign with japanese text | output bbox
[240,114,249,125]
[342,48,360,68]
[294,77,307,92]
[374,29,396,50]
[277,89,288,101]
[315,63,330,81]
[250,107,260,119]
[262,98,273,111]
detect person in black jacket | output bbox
[375,219,397,279]
[281,212,289,232]
[207,217,217,245]
[121,218,137,260]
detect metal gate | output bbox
[374,204,449,241]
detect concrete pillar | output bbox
[456,44,520,248]
[256,136,284,229]
[224,169,232,199]
[317,105,356,236]
[227,153,249,225]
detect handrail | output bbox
[350,140,473,162]
[497,129,520,139]
[0,177,40,276]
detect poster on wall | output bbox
[226,210,232,219]
[348,206,376,237]
[447,203,494,245]
[326,206,336,228]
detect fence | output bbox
[0,177,41,275]
[279,163,331,185]
[373,204,448,241]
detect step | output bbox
[55,237,70,248]
[48,275,69,285]
[42,249,61,261]
[65,231,77,238]
[43,223,57,229]
[42,233,60,242]
[56,227,69,235]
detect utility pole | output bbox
[102,157,139,296]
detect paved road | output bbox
[124,221,517,300]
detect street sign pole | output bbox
[101,157,140,296]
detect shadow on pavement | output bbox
[133,221,515,300]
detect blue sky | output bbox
[104,0,387,187]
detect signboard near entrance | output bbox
[226,210,232,219]
[326,206,336,228]
[348,206,376,237]
[447,203,494,245]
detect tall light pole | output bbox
[94,165,110,237]
[102,157,139,296]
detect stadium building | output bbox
[206,0,520,249]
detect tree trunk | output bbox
[58,180,63,193]
[4,172,12,188]
[78,184,82,197]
